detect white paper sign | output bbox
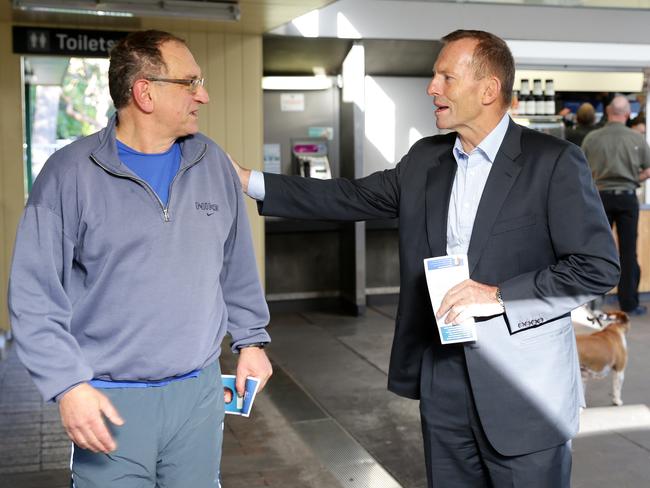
[423,254,477,344]
[281,93,304,112]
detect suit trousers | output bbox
[419,345,572,488]
[599,192,641,312]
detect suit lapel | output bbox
[467,120,523,275]
[425,144,457,257]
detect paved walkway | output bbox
[0,342,69,488]
[1,302,649,487]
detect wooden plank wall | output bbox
[0,22,26,333]
[0,24,265,332]
[175,29,266,287]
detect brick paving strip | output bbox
[0,346,70,488]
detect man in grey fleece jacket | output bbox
[8,30,271,487]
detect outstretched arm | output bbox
[228,153,402,222]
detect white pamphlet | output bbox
[423,254,477,344]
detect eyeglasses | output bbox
[145,77,205,93]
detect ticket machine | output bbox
[291,138,332,179]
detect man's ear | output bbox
[131,79,154,113]
[482,76,501,106]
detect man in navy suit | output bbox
[234,30,619,488]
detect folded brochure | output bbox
[222,375,260,417]
[423,254,477,344]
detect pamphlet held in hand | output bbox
[222,374,260,417]
[423,254,477,344]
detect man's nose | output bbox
[196,85,210,104]
[426,78,438,97]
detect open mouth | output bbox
[435,104,449,115]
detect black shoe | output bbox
[626,305,647,316]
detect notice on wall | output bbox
[308,126,334,140]
[263,144,282,174]
[281,93,305,112]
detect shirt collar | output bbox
[453,112,511,163]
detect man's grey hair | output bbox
[607,95,631,117]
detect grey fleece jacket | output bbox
[8,115,270,402]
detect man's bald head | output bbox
[606,95,631,121]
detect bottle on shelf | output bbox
[519,79,531,115]
[511,89,520,115]
[533,79,544,116]
[544,79,556,115]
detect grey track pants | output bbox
[71,361,225,488]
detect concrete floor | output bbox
[1,301,649,487]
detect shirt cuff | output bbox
[247,170,266,201]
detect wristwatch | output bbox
[495,288,504,310]
[237,342,268,351]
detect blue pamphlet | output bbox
[221,375,261,417]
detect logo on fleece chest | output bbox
[195,201,219,216]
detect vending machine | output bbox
[291,138,332,179]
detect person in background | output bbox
[566,102,597,147]
[233,29,618,488]
[8,30,272,487]
[582,95,650,316]
[630,113,646,135]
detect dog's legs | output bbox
[612,370,625,406]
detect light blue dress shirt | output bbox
[247,169,266,201]
[447,113,510,256]
[247,113,511,257]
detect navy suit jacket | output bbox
[259,119,619,455]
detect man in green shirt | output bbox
[582,95,650,315]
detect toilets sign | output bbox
[13,27,128,57]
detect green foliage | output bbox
[56,58,113,140]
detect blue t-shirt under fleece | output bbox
[117,140,181,206]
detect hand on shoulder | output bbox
[227,153,251,192]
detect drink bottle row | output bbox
[513,79,555,116]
